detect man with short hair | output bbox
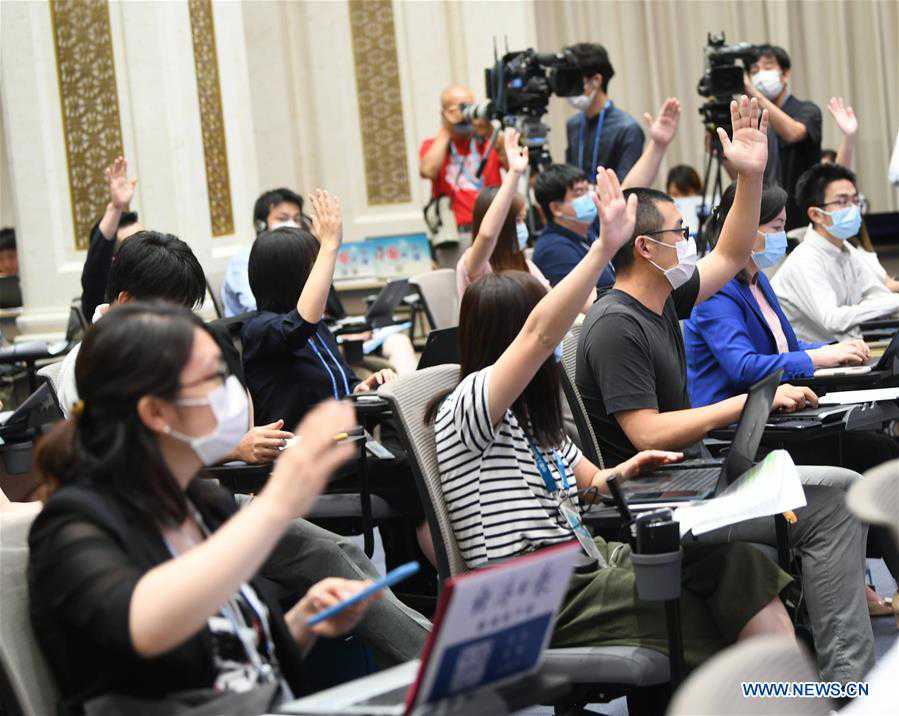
[772,164,899,343]
[222,187,308,317]
[746,44,822,229]
[564,42,644,182]
[576,97,873,683]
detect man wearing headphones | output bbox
[222,187,308,317]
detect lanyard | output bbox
[525,434,571,496]
[449,137,487,190]
[309,332,350,399]
[315,332,351,396]
[577,100,611,183]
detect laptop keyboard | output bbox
[630,467,718,495]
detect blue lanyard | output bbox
[525,435,570,495]
[577,100,611,183]
[449,137,486,189]
[314,333,350,396]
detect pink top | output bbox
[748,277,789,354]
[456,248,550,298]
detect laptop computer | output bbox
[620,370,781,504]
[334,279,410,331]
[813,328,899,378]
[0,382,64,438]
[279,541,580,716]
[416,327,459,370]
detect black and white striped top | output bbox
[435,367,584,568]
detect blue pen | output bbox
[305,561,420,626]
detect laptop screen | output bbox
[722,370,782,484]
[367,279,409,328]
[417,327,459,370]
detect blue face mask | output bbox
[819,204,862,241]
[516,222,529,251]
[751,230,788,270]
[570,193,598,225]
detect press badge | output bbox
[558,493,606,567]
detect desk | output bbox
[792,369,899,396]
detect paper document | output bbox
[818,387,899,405]
[674,450,806,538]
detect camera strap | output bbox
[525,434,605,565]
[577,100,611,183]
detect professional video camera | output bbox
[477,47,583,170]
[697,32,758,133]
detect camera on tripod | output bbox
[697,32,758,137]
[483,47,584,170]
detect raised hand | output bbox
[592,167,637,256]
[717,95,769,177]
[503,128,529,174]
[827,97,858,137]
[643,97,682,148]
[309,189,343,251]
[105,156,136,210]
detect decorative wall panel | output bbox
[348,0,411,205]
[50,0,124,250]
[188,0,234,236]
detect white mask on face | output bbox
[752,69,784,101]
[566,78,597,113]
[165,375,249,466]
[644,235,698,290]
[271,219,301,230]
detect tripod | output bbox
[699,134,727,255]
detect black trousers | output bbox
[787,430,899,583]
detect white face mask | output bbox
[566,78,597,113]
[752,70,784,101]
[165,375,249,465]
[271,219,301,230]
[644,235,698,290]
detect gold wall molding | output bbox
[50,0,125,251]
[188,0,234,237]
[348,0,411,205]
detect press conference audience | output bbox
[772,163,899,343]
[28,302,378,712]
[682,182,899,597]
[80,157,144,321]
[575,97,874,681]
[746,44,822,230]
[434,168,794,667]
[534,98,682,291]
[222,187,309,318]
[564,42,644,181]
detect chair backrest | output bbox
[668,636,828,715]
[377,365,466,581]
[410,269,459,330]
[561,326,604,469]
[0,510,60,716]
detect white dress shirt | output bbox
[771,225,899,343]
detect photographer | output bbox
[745,44,822,230]
[418,85,505,239]
[563,43,644,182]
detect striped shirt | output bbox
[435,367,584,568]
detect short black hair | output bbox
[820,149,838,163]
[751,44,791,71]
[705,182,788,247]
[248,227,319,313]
[0,227,15,252]
[253,188,305,233]
[105,231,206,308]
[534,164,586,225]
[118,211,139,231]
[612,188,675,273]
[566,43,615,92]
[665,165,703,196]
[795,163,858,216]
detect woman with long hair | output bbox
[29,302,375,713]
[432,170,795,666]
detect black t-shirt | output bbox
[777,96,822,230]
[576,271,701,464]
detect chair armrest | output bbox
[0,341,52,363]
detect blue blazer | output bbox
[683,273,824,407]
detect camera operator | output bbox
[563,43,644,183]
[419,85,506,242]
[745,44,822,230]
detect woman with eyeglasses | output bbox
[29,302,377,714]
[684,181,899,615]
[430,169,795,668]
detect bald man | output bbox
[419,85,505,238]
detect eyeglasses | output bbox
[644,226,690,241]
[821,195,860,209]
[179,365,229,391]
